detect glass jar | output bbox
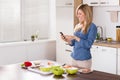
[116,26,120,42]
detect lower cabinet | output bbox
[118,48,120,75]
[0,46,27,65]
[26,41,56,61]
[56,41,73,65]
[63,44,73,65]
[91,45,117,74]
[0,40,56,65]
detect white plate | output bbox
[78,69,94,73]
[27,67,52,75]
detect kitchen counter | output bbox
[93,41,120,48]
[0,61,120,80]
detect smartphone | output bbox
[60,32,66,39]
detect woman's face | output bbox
[77,9,86,23]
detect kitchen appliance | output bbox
[116,26,120,42]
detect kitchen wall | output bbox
[93,6,120,40]
[49,0,56,39]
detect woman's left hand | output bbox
[66,35,80,42]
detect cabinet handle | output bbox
[90,2,98,4]
[100,2,108,4]
[65,3,72,5]
[65,49,72,52]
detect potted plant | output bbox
[31,35,35,41]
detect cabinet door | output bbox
[0,46,27,65]
[118,48,120,75]
[107,0,119,6]
[83,0,100,6]
[92,46,117,74]
[57,43,73,65]
[64,44,73,65]
[56,6,73,64]
[26,41,56,61]
[100,0,109,6]
[100,0,119,6]
[83,0,119,6]
[56,0,73,7]
[91,45,99,69]
[26,43,43,61]
[101,47,116,74]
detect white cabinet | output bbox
[118,48,120,75]
[91,45,117,74]
[56,3,74,64]
[83,0,100,6]
[0,46,27,65]
[26,41,56,61]
[83,0,119,6]
[56,0,74,7]
[100,0,119,6]
[0,40,56,65]
[63,44,73,65]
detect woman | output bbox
[61,4,97,72]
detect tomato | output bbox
[24,61,32,67]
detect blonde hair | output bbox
[75,4,93,34]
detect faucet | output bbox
[97,26,103,41]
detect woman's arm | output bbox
[60,35,76,46]
[75,25,97,49]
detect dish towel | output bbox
[110,11,118,22]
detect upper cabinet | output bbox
[56,0,74,7]
[83,0,100,6]
[100,0,119,6]
[83,0,119,6]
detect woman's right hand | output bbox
[61,35,80,42]
[60,35,68,42]
[60,35,74,42]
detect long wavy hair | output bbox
[76,4,93,34]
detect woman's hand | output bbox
[61,35,80,42]
[60,35,68,42]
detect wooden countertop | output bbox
[93,41,120,48]
[0,63,120,80]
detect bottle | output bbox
[116,26,120,42]
[35,30,40,40]
[96,33,100,40]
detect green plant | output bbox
[31,35,35,41]
[96,33,100,40]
